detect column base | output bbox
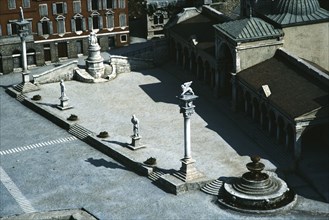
[127,136,146,150]
[174,158,205,182]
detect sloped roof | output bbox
[171,14,218,56]
[238,50,329,120]
[255,0,329,27]
[214,17,283,43]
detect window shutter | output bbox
[98,16,103,29]
[88,17,93,30]
[7,23,12,36]
[98,0,102,10]
[0,25,2,36]
[37,22,43,35]
[48,21,53,34]
[52,3,57,15]
[63,2,68,14]
[113,0,117,9]
[71,19,76,32]
[87,0,92,11]
[28,21,32,34]
[73,1,81,13]
[103,0,107,9]
[82,18,86,31]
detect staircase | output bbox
[201,179,223,196]
[68,124,94,140]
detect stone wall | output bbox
[33,61,77,84]
[110,55,154,74]
[237,39,283,72]
[282,22,329,71]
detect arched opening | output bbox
[176,43,182,65]
[170,38,176,61]
[183,47,189,70]
[236,85,244,111]
[204,61,211,85]
[252,98,260,123]
[12,50,22,69]
[27,49,36,66]
[218,43,234,96]
[276,116,285,144]
[244,91,252,116]
[286,124,294,151]
[197,57,204,80]
[190,52,197,75]
[268,110,276,137]
[261,103,269,130]
[210,68,215,89]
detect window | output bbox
[73,1,82,14]
[8,0,16,9]
[119,13,126,28]
[0,25,2,36]
[53,2,67,15]
[120,34,127,43]
[106,0,112,9]
[92,0,98,10]
[88,13,103,30]
[106,13,114,29]
[71,15,86,32]
[39,4,48,17]
[56,16,66,35]
[23,0,30,8]
[38,19,53,35]
[154,13,164,25]
[118,0,125,8]
[93,16,99,29]
[7,22,18,36]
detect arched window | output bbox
[27,49,36,66]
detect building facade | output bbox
[0,0,129,74]
[166,0,329,160]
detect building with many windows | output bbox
[0,0,129,74]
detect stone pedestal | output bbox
[85,39,104,79]
[174,158,205,182]
[57,96,73,110]
[127,136,146,150]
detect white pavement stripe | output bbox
[0,166,36,213]
[0,136,77,156]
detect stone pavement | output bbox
[5,60,329,217]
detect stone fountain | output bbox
[218,156,297,213]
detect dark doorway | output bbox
[58,42,68,58]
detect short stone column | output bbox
[85,32,104,79]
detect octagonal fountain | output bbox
[218,156,297,213]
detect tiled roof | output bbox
[171,14,218,56]
[214,17,283,42]
[256,0,329,26]
[238,50,329,120]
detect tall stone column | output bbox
[16,8,30,83]
[175,82,204,182]
[13,7,39,93]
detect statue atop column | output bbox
[180,81,194,97]
[19,7,25,21]
[89,31,98,46]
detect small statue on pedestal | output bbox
[180,81,194,97]
[127,114,145,150]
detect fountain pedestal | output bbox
[218,156,297,213]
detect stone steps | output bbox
[148,169,165,182]
[68,124,94,140]
[201,179,223,196]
